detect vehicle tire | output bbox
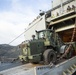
[21,59,27,64]
[65,45,74,59]
[43,49,56,65]
[32,62,39,64]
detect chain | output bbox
[59,12,76,60]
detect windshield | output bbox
[37,30,52,39]
[39,31,45,38]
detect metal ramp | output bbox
[62,64,76,75]
[0,56,76,75]
[42,56,76,75]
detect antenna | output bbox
[60,0,63,14]
[51,0,53,9]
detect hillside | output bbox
[0,44,21,62]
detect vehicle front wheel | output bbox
[43,49,57,65]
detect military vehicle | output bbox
[19,29,74,64]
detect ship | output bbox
[0,0,76,75]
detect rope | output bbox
[8,18,42,45]
[8,31,25,45]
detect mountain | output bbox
[0,44,21,62]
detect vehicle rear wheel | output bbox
[32,62,39,64]
[65,45,74,59]
[21,60,26,64]
[43,49,56,65]
[21,59,27,64]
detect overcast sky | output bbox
[0,0,52,46]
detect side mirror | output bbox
[35,30,38,33]
[32,35,35,40]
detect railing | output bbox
[51,7,76,19]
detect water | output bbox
[0,61,22,71]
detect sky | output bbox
[0,0,52,46]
